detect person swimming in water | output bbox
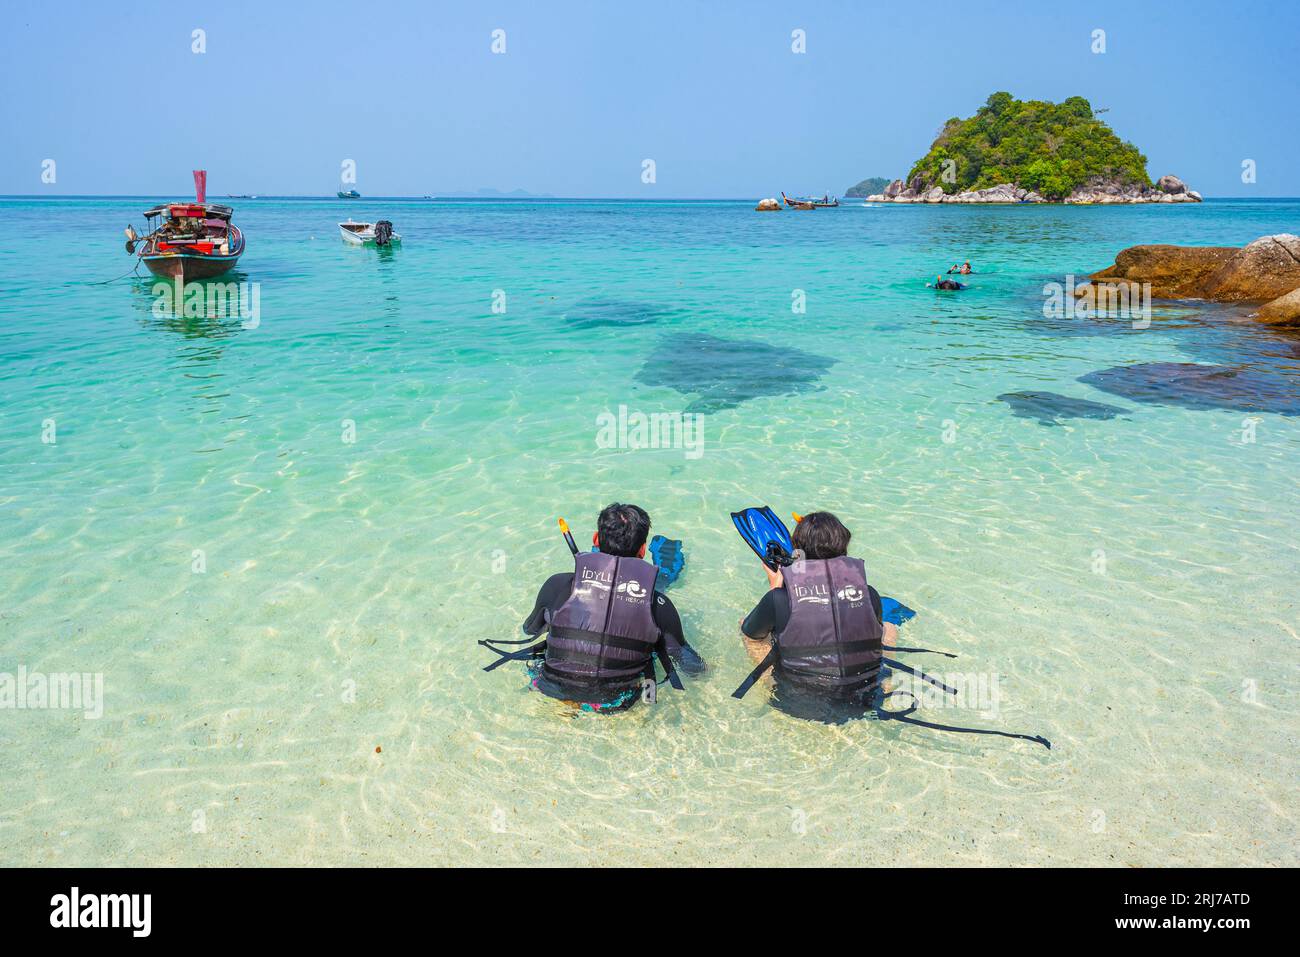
[929,275,967,290]
[947,260,973,275]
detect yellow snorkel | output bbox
[558,517,579,556]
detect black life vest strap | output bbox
[882,656,958,695]
[546,628,658,672]
[479,638,547,672]
[653,636,685,692]
[780,666,881,687]
[732,645,778,699]
[782,638,882,658]
[481,633,545,647]
[890,645,958,658]
[876,691,1052,750]
[549,626,659,651]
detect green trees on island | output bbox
[845,177,893,198]
[905,92,1151,199]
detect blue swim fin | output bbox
[648,534,684,590]
[879,596,916,627]
[731,506,793,570]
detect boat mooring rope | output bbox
[89,258,144,285]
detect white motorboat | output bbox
[339,219,401,246]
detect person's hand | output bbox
[764,562,784,590]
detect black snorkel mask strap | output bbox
[764,541,794,569]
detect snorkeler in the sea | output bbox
[947,260,973,274]
[480,502,704,713]
[929,275,968,290]
[733,511,892,708]
[729,507,1051,747]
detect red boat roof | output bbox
[143,202,234,220]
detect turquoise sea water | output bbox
[1,196,1297,866]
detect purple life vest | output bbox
[543,552,662,691]
[775,556,882,694]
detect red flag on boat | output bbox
[193,170,207,204]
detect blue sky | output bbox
[3,0,1297,197]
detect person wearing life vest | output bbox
[738,511,896,704]
[513,503,704,710]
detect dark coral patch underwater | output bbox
[636,333,836,414]
[559,297,682,329]
[996,391,1130,426]
[1078,362,1300,416]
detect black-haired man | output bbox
[518,503,704,711]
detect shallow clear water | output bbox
[1,197,1297,866]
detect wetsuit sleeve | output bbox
[741,589,781,639]
[868,585,883,625]
[650,592,687,653]
[521,573,573,636]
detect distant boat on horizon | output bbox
[337,189,361,199]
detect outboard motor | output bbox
[373,220,394,247]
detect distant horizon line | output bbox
[4,193,1300,202]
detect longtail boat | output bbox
[782,191,839,208]
[126,171,244,280]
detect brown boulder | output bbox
[1256,288,1300,327]
[1202,234,1300,302]
[1088,244,1238,298]
[1087,234,1300,302]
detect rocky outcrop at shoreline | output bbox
[1078,234,1300,327]
[865,174,1202,205]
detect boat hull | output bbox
[142,254,241,280]
[782,192,838,208]
[140,223,244,280]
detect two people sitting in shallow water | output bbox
[517,503,892,714]
[928,260,972,290]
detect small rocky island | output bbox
[864,92,1202,205]
[845,177,892,199]
[1079,234,1300,327]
